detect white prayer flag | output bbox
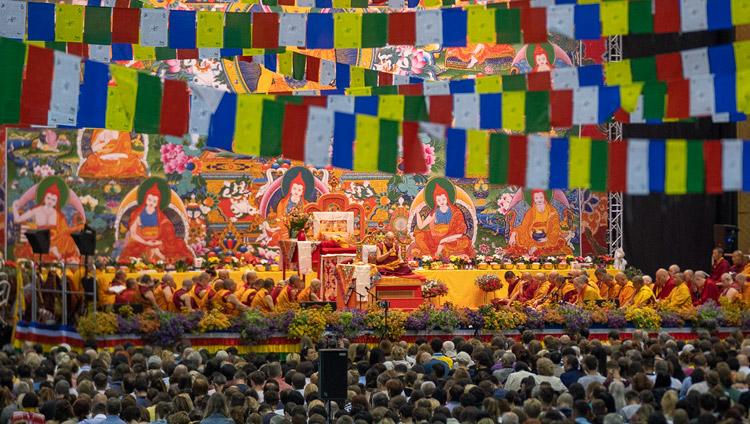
[48,51,81,127]
[552,67,579,89]
[189,93,212,136]
[416,10,443,46]
[278,13,307,47]
[526,135,551,189]
[722,139,743,192]
[689,75,715,117]
[627,139,650,195]
[327,96,355,114]
[547,5,574,38]
[305,107,334,168]
[680,0,708,32]
[453,93,480,129]
[681,47,710,78]
[140,9,169,48]
[573,86,599,125]
[0,0,26,40]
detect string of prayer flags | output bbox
[0,38,26,124]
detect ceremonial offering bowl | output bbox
[543,263,553,270]
[270,264,279,271]
[503,263,514,270]
[255,265,265,272]
[531,262,541,270]
[478,263,488,270]
[517,263,527,270]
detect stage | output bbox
[96,266,619,309]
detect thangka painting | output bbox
[5,127,605,264]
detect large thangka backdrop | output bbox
[4,127,609,263]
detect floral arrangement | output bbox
[237,308,277,346]
[449,255,473,269]
[484,305,527,330]
[283,203,311,236]
[475,273,503,292]
[174,258,193,272]
[657,308,685,328]
[288,305,330,340]
[523,307,546,330]
[625,307,662,330]
[197,309,231,333]
[694,300,725,332]
[475,255,487,264]
[77,310,119,340]
[327,309,367,339]
[365,307,407,340]
[421,279,449,298]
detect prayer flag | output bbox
[507,135,527,187]
[332,112,355,169]
[0,39,26,124]
[468,7,495,44]
[282,103,309,161]
[466,130,489,177]
[206,92,237,152]
[648,140,666,192]
[0,0,27,40]
[722,139,743,191]
[600,1,628,36]
[608,139,627,192]
[140,9,168,48]
[55,5,84,43]
[704,140,723,193]
[489,133,509,186]
[305,107,334,168]
[253,13,279,49]
[77,59,108,128]
[550,138,569,189]
[502,91,525,131]
[627,139,650,194]
[28,3,55,41]
[590,139,608,191]
[402,121,427,174]
[112,8,140,44]
[197,11,224,48]
[334,13,362,48]
[525,135,550,189]
[48,51,81,126]
[686,140,705,193]
[378,120,399,174]
[569,136,592,188]
[665,139,688,194]
[160,79,190,137]
[134,73,163,134]
[354,115,380,172]
[20,46,54,125]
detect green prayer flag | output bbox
[197,11,224,48]
[525,91,550,133]
[155,47,177,60]
[629,1,653,34]
[686,140,705,193]
[630,56,657,82]
[83,6,112,45]
[292,52,306,81]
[56,4,84,43]
[45,41,67,52]
[371,86,398,95]
[260,99,284,157]
[133,73,163,134]
[502,74,526,91]
[351,0,368,7]
[489,133,509,185]
[224,13,253,49]
[495,8,521,44]
[378,120,399,174]
[361,14,387,48]
[105,86,131,132]
[590,139,609,192]
[364,69,378,87]
[0,39,25,124]
[642,82,666,120]
[403,96,429,122]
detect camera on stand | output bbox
[378,300,390,308]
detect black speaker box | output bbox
[26,229,51,254]
[318,349,348,400]
[71,227,96,256]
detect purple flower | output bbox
[523,307,546,330]
[405,311,429,331]
[329,309,366,339]
[606,310,628,329]
[117,315,140,334]
[465,308,485,329]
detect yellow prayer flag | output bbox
[379,95,405,121]
[466,130,489,176]
[605,59,632,86]
[242,49,265,56]
[476,76,501,93]
[738,70,750,114]
[109,66,138,128]
[732,0,750,25]
[502,91,525,132]
[55,4,84,43]
[423,0,440,7]
[105,86,132,132]
[278,52,293,76]
[132,45,156,61]
[665,139,688,195]
[354,115,380,172]
[334,13,362,49]
[569,136,592,188]
[620,83,644,113]
[734,40,750,73]
[197,11,224,48]
[350,67,366,88]
[346,87,372,96]
[601,1,629,36]
[332,0,350,7]
[234,95,265,155]
[467,7,496,44]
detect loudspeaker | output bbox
[72,225,96,256]
[26,229,50,254]
[714,224,740,253]
[318,349,348,400]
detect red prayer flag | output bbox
[379,72,393,87]
[402,121,427,174]
[656,52,683,80]
[550,90,573,128]
[388,12,416,46]
[252,13,279,49]
[67,43,84,57]
[398,84,423,95]
[281,103,308,162]
[114,0,129,8]
[159,79,190,137]
[613,108,630,123]
[301,97,327,108]
[507,135,527,187]
[608,139,628,192]
[428,95,453,125]
[19,46,54,126]
[527,71,551,91]
[306,56,320,82]
[177,49,199,60]
[112,8,140,44]
[521,7,547,44]
[666,79,690,119]
[704,141,723,193]
[508,0,530,7]
[654,0,680,34]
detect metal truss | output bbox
[607,35,624,256]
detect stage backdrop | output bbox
[4,128,610,264]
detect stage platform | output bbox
[97,266,618,309]
[12,321,747,354]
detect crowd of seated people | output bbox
[1,328,750,424]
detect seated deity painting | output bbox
[504,189,574,257]
[77,129,148,179]
[115,177,194,262]
[407,178,477,258]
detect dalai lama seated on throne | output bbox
[376,232,426,281]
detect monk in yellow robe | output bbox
[297,279,322,302]
[413,182,474,257]
[78,130,146,179]
[250,280,275,313]
[621,276,655,308]
[120,183,193,262]
[574,277,602,306]
[662,273,693,311]
[507,189,572,257]
[527,272,553,306]
[615,273,635,306]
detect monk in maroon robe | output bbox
[376,232,425,281]
[710,247,730,283]
[730,250,746,274]
[693,271,720,306]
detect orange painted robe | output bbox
[78,131,146,179]
[16,210,80,261]
[120,207,193,262]
[507,203,572,256]
[413,204,473,257]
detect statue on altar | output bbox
[77,130,147,179]
[376,231,424,280]
[12,176,85,261]
[408,178,476,258]
[505,189,573,256]
[117,178,194,262]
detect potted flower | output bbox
[175,259,190,273]
[499,254,513,270]
[283,204,311,241]
[530,256,541,270]
[420,255,433,269]
[155,260,165,272]
[476,255,488,270]
[544,256,557,270]
[475,274,503,301]
[269,257,279,272]
[421,279,449,301]
[256,258,268,272]
[517,255,530,270]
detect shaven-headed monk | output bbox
[213,279,249,315]
[621,276,653,309]
[251,279,275,312]
[662,272,692,311]
[654,269,674,300]
[173,279,197,311]
[154,274,176,311]
[614,273,634,306]
[524,273,550,305]
[574,276,601,306]
[507,272,533,303]
[297,279,322,302]
[241,278,261,306]
[276,275,302,307]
